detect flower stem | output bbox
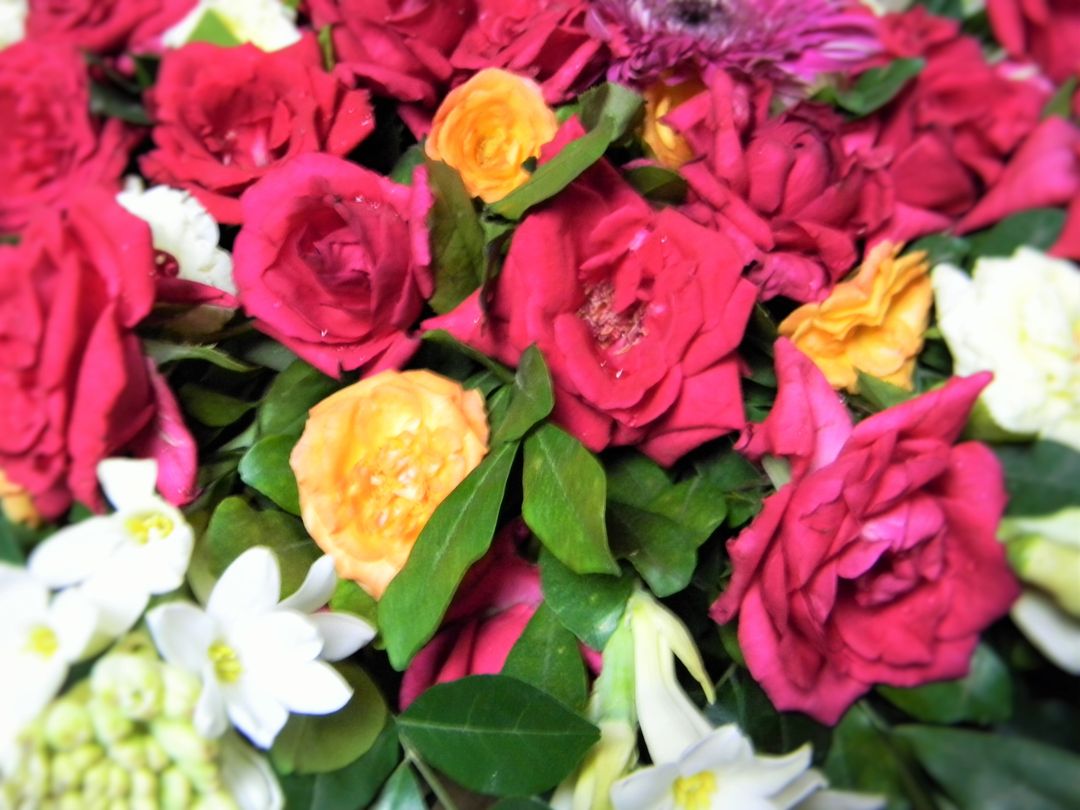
[405,745,460,810]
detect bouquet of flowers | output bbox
[2,0,1079,807]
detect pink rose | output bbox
[988,0,1080,83]
[0,40,131,232]
[400,525,542,709]
[426,120,757,465]
[450,0,607,103]
[233,153,433,377]
[140,38,375,224]
[675,72,890,302]
[709,340,1019,725]
[308,0,475,108]
[0,190,197,519]
[26,0,195,53]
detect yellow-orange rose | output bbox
[426,68,558,203]
[778,242,932,392]
[642,75,704,169]
[290,370,489,598]
[0,469,41,528]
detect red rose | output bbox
[0,190,197,519]
[0,40,131,232]
[709,340,1019,725]
[308,0,475,108]
[426,120,757,465]
[450,0,607,103]
[233,153,433,377]
[399,525,542,709]
[675,72,890,302]
[140,38,375,224]
[26,0,195,53]
[988,0,1080,83]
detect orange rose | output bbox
[642,75,704,169]
[290,370,489,598]
[0,469,41,528]
[778,243,932,392]
[426,68,558,203]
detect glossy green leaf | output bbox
[966,208,1067,259]
[89,81,150,125]
[502,603,588,710]
[257,359,341,437]
[821,58,924,116]
[179,383,252,427]
[238,435,300,514]
[491,800,553,810]
[272,664,388,775]
[390,145,425,186]
[624,165,688,203]
[427,159,486,313]
[380,442,518,669]
[397,675,599,796]
[309,725,401,810]
[421,330,515,384]
[1044,77,1079,120]
[906,234,970,268]
[330,580,378,631]
[370,762,426,810]
[538,548,632,650]
[186,9,241,46]
[855,372,917,411]
[491,345,554,444]
[523,424,618,575]
[995,441,1080,516]
[897,725,1080,810]
[824,704,921,810]
[879,644,1012,725]
[605,452,672,504]
[144,340,256,373]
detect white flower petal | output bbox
[235,611,323,670]
[49,588,100,663]
[223,681,289,749]
[78,568,150,641]
[97,458,159,510]
[278,555,337,614]
[220,733,284,810]
[798,788,886,810]
[610,763,679,810]
[261,660,352,716]
[208,547,281,625]
[1011,590,1080,674]
[0,653,67,751]
[678,725,754,774]
[147,602,217,672]
[195,671,229,740]
[110,508,195,594]
[27,518,125,587]
[308,612,375,661]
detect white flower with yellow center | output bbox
[163,0,301,52]
[932,247,1080,450]
[146,547,374,748]
[0,566,96,766]
[28,459,194,643]
[0,0,26,50]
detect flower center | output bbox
[25,625,59,659]
[208,641,243,684]
[578,281,647,353]
[124,511,176,545]
[673,771,717,810]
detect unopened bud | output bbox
[143,735,170,772]
[159,766,193,810]
[88,699,134,745]
[106,762,132,799]
[1007,535,1080,617]
[49,751,84,795]
[193,790,241,810]
[82,760,111,800]
[162,666,202,720]
[92,653,165,722]
[151,719,218,767]
[43,700,93,752]
[109,737,149,772]
[131,768,158,800]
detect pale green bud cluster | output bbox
[1001,509,1080,617]
[1,636,239,810]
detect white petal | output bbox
[97,458,159,509]
[261,660,352,716]
[769,767,828,809]
[234,611,323,670]
[278,555,337,614]
[797,788,886,810]
[78,568,150,640]
[219,733,284,810]
[49,588,100,663]
[650,600,715,703]
[27,518,125,587]
[0,654,67,746]
[1011,591,1080,674]
[223,681,289,749]
[309,612,375,661]
[147,602,217,672]
[0,567,48,630]
[714,746,816,805]
[610,764,679,810]
[679,725,754,773]
[195,672,229,740]
[110,509,194,594]
[208,548,281,626]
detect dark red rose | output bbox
[140,37,375,223]
[0,39,131,232]
[710,340,1019,725]
[233,153,433,377]
[988,0,1080,83]
[426,120,757,465]
[0,190,197,519]
[26,0,195,53]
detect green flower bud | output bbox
[178,759,224,795]
[131,768,158,800]
[88,699,134,745]
[49,751,86,795]
[162,666,202,720]
[151,718,219,767]
[1006,534,1080,616]
[192,790,241,810]
[42,699,94,752]
[109,737,149,772]
[106,762,133,799]
[82,760,112,800]
[68,743,105,775]
[131,799,160,810]
[92,653,165,722]
[56,791,86,810]
[159,766,193,810]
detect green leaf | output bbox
[538,548,632,650]
[491,345,554,444]
[397,675,599,797]
[309,725,401,810]
[317,24,335,71]
[605,452,672,504]
[272,664,388,775]
[186,8,241,46]
[966,208,1067,259]
[421,330,515,384]
[994,441,1080,516]
[370,763,426,810]
[390,145,425,186]
[238,435,300,514]
[576,81,645,136]
[824,704,919,810]
[1043,76,1078,120]
[330,580,378,631]
[380,442,518,669]
[878,644,1012,726]
[178,383,253,427]
[143,339,257,373]
[905,234,970,268]
[89,81,150,125]
[502,603,588,710]
[855,372,917,411]
[897,725,1080,810]
[624,165,688,204]
[491,800,553,810]
[427,160,487,313]
[523,424,618,575]
[822,58,924,117]
[257,359,341,437]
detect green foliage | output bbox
[278,724,402,810]
[994,441,1080,516]
[238,435,300,514]
[186,9,241,46]
[538,548,633,650]
[825,704,922,810]
[624,165,688,203]
[854,372,917,412]
[426,160,487,313]
[502,603,588,710]
[906,234,971,268]
[144,340,257,373]
[370,763,426,810]
[491,345,554,444]
[256,359,342,438]
[966,209,1067,259]
[179,383,253,427]
[818,58,924,116]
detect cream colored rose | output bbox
[0,0,26,50]
[933,247,1080,449]
[163,0,300,51]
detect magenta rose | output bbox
[450,0,607,103]
[426,120,757,465]
[140,38,375,224]
[0,40,131,232]
[988,0,1080,83]
[709,340,1019,725]
[400,525,542,709]
[26,0,195,53]
[308,0,475,108]
[675,72,891,302]
[0,190,197,519]
[233,153,433,377]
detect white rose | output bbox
[932,247,1080,450]
[0,0,27,50]
[163,0,300,52]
